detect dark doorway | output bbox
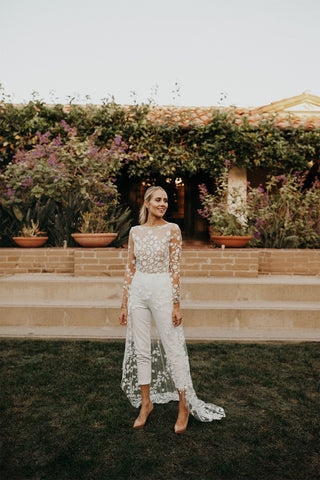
[118,173,212,240]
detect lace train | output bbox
[121,316,225,422]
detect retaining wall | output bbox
[0,248,319,277]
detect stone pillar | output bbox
[227,166,247,222]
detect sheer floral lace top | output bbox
[121,222,181,308]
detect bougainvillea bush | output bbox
[1,90,320,178]
[199,167,320,248]
[0,121,137,246]
[247,173,320,248]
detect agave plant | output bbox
[77,201,132,247]
[20,219,46,237]
[106,205,132,247]
[257,218,299,248]
[47,192,90,247]
[0,197,53,245]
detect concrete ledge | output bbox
[1,326,319,343]
[1,274,320,303]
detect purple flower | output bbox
[5,186,16,197]
[61,120,77,136]
[21,176,33,188]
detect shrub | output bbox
[247,173,320,248]
[199,168,320,248]
[0,121,136,246]
[198,164,250,236]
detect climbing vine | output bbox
[1,89,320,180]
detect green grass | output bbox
[0,340,319,480]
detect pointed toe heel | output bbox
[174,412,189,434]
[133,404,153,429]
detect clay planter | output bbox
[71,233,117,247]
[210,235,252,248]
[12,237,48,248]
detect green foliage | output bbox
[199,169,320,248]
[1,88,320,248]
[19,220,43,237]
[47,192,90,247]
[247,174,320,248]
[198,165,250,236]
[0,202,22,244]
[1,125,126,207]
[1,90,319,179]
[0,196,54,245]
[0,119,136,246]
[257,218,299,248]
[73,197,132,246]
[107,206,132,247]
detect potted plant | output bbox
[71,201,132,248]
[1,121,139,247]
[198,166,252,247]
[12,219,48,247]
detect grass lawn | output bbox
[0,340,319,480]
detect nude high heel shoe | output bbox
[174,411,189,434]
[133,403,154,429]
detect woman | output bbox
[119,186,225,433]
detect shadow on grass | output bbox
[0,340,319,480]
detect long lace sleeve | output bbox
[169,223,182,304]
[121,228,136,308]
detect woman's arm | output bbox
[169,224,183,327]
[119,228,136,325]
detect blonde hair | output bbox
[139,186,167,225]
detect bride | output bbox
[119,185,225,433]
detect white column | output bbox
[227,166,247,223]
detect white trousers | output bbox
[130,271,189,390]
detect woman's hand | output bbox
[172,304,183,328]
[119,307,128,326]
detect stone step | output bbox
[1,301,319,330]
[1,274,320,303]
[1,274,319,340]
[1,325,319,342]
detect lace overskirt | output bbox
[121,272,226,423]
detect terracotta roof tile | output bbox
[141,95,320,129]
[143,105,320,129]
[4,93,320,130]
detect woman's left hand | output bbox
[172,305,183,328]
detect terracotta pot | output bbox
[210,235,252,248]
[12,237,48,248]
[71,233,117,247]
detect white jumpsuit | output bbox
[121,222,225,422]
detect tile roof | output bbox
[6,93,320,130]
[143,92,320,129]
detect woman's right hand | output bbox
[119,307,128,326]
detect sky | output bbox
[1,0,320,108]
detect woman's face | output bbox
[146,189,168,219]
